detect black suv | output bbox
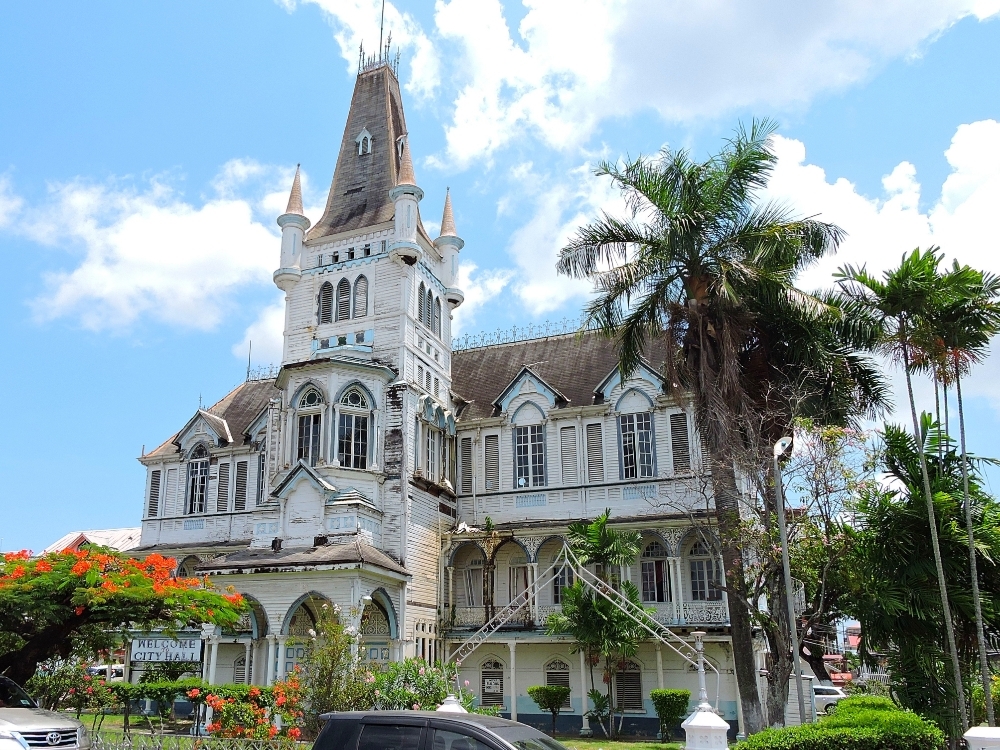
[314,712,570,750]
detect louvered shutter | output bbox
[433,297,441,335]
[216,463,230,513]
[546,668,572,708]
[425,289,434,327]
[560,426,578,484]
[670,412,691,473]
[418,283,426,322]
[484,434,500,491]
[460,437,473,494]
[336,279,351,321]
[318,282,333,324]
[614,666,643,711]
[165,468,178,516]
[234,460,248,511]
[586,423,604,482]
[353,275,368,317]
[148,470,161,517]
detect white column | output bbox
[208,637,220,685]
[276,636,289,679]
[672,558,686,624]
[508,640,517,722]
[243,641,252,684]
[530,563,539,623]
[331,405,341,466]
[265,635,277,685]
[656,644,664,690]
[447,566,455,610]
[579,649,591,736]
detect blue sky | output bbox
[2,1,1000,552]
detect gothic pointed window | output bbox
[336,278,351,321]
[545,660,572,708]
[338,388,370,470]
[619,411,654,478]
[417,282,426,323]
[614,660,643,712]
[186,444,209,514]
[297,389,323,466]
[318,281,334,324]
[425,289,434,328]
[689,539,722,601]
[432,297,441,336]
[353,275,369,318]
[641,540,670,603]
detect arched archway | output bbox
[280,591,333,677]
[359,596,393,664]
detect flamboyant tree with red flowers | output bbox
[0,548,245,685]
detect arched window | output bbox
[417,282,426,323]
[338,388,370,469]
[432,296,441,336]
[297,389,323,466]
[425,288,434,328]
[689,539,721,601]
[614,660,643,712]
[318,281,333,324]
[545,659,572,708]
[353,275,368,318]
[619,410,654,478]
[336,278,351,321]
[186,445,209,514]
[641,540,670,603]
[481,658,505,707]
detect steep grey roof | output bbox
[451,329,661,421]
[307,64,428,243]
[42,528,142,555]
[196,536,408,576]
[145,379,279,458]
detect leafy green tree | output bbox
[556,121,887,731]
[838,248,970,729]
[527,685,571,735]
[0,548,245,685]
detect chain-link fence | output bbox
[94,732,303,750]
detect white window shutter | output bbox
[670,412,691,473]
[460,437,473,494]
[586,423,604,482]
[216,463,230,513]
[560,426,578,484]
[484,434,500,491]
[148,470,161,517]
[234,461,248,511]
[336,278,351,321]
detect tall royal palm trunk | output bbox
[956,370,995,725]
[708,439,766,734]
[903,347,968,729]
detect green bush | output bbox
[650,689,691,738]
[734,696,944,750]
[527,685,572,734]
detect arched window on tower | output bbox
[336,279,351,321]
[425,288,434,328]
[318,281,333,324]
[353,275,368,318]
[186,445,209,514]
[296,389,323,466]
[432,297,441,336]
[338,388,370,469]
[417,282,426,323]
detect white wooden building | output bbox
[133,58,740,738]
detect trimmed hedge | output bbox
[650,689,690,738]
[734,697,945,750]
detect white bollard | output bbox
[683,632,731,750]
[966,727,1000,750]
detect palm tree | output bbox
[567,509,642,581]
[556,120,884,732]
[837,248,968,730]
[921,263,1000,726]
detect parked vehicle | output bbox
[315,711,569,750]
[0,677,90,750]
[813,685,848,714]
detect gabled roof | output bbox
[307,64,428,243]
[41,528,141,555]
[144,379,279,459]
[196,535,408,576]
[492,365,569,414]
[452,329,664,421]
[272,460,338,500]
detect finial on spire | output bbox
[285,164,304,216]
[439,187,458,238]
[396,137,417,187]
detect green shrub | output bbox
[734,697,944,750]
[650,689,691,738]
[527,685,572,734]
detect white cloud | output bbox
[280,0,440,97]
[765,119,1000,412]
[451,261,514,334]
[27,162,295,331]
[0,174,24,228]
[233,298,286,366]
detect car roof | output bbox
[319,711,521,729]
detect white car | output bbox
[0,677,90,750]
[813,685,848,714]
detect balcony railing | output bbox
[448,600,728,630]
[451,606,533,629]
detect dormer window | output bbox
[186,444,209,515]
[356,127,373,156]
[338,388,370,469]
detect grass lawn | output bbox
[557,740,683,750]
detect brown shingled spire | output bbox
[396,137,417,187]
[285,165,304,216]
[439,187,457,238]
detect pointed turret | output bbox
[285,164,305,216]
[274,165,311,292]
[388,136,424,265]
[396,137,417,188]
[434,188,465,306]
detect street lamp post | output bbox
[774,436,808,724]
